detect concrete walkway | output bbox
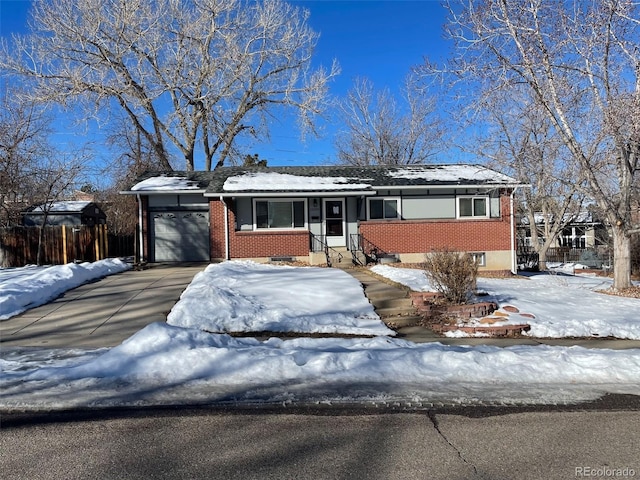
[0,264,206,349]
[345,268,640,350]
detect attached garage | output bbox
[150,210,210,262]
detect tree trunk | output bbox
[611,225,631,290]
[537,245,548,271]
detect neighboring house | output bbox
[518,211,607,250]
[122,165,525,272]
[516,211,611,269]
[23,201,107,227]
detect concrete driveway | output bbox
[0,264,206,349]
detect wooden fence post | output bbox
[103,224,108,258]
[61,225,68,264]
[93,225,99,261]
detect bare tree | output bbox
[475,88,586,269]
[1,84,87,263]
[335,76,443,165]
[441,0,640,290]
[99,116,171,238]
[0,87,53,227]
[1,0,338,171]
[30,155,84,265]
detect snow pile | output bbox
[371,265,640,339]
[547,262,592,273]
[167,261,394,336]
[0,259,131,320]
[223,172,372,191]
[372,264,435,292]
[2,322,639,408]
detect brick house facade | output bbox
[124,165,526,272]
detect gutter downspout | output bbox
[510,187,518,274]
[221,196,229,260]
[136,194,144,263]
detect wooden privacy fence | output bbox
[0,224,113,267]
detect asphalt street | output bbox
[2,405,639,480]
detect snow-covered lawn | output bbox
[0,258,131,320]
[372,264,640,339]
[167,261,394,336]
[1,260,639,410]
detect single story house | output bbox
[122,165,526,272]
[23,201,107,227]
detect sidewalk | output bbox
[345,268,640,350]
[0,264,206,349]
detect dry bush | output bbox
[421,250,479,304]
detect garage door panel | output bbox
[178,213,209,233]
[151,211,210,262]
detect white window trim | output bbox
[252,198,308,231]
[456,196,489,219]
[470,252,486,267]
[367,196,402,220]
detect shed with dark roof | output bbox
[23,201,107,227]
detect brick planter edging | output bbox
[431,324,531,337]
[410,292,498,318]
[410,291,531,337]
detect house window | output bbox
[559,226,587,248]
[458,196,488,218]
[254,199,306,230]
[470,252,486,267]
[368,198,400,220]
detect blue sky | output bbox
[1,0,453,171]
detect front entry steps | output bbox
[345,268,424,329]
[327,247,353,269]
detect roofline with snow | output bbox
[122,187,527,196]
[119,189,207,195]
[212,190,376,198]
[123,166,531,196]
[372,183,528,190]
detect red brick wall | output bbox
[210,198,309,259]
[231,231,310,258]
[210,198,227,259]
[209,194,514,259]
[359,195,513,253]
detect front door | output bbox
[323,198,346,247]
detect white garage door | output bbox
[151,211,210,262]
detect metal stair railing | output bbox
[349,233,387,265]
[310,233,344,267]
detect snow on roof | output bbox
[388,165,517,184]
[223,172,373,192]
[131,175,202,191]
[31,201,92,213]
[521,211,597,225]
